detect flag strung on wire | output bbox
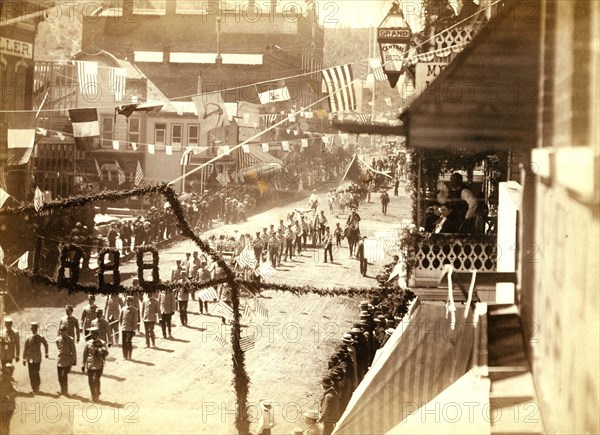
[198,287,219,302]
[256,262,276,280]
[257,85,291,105]
[180,147,193,166]
[323,134,335,152]
[218,300,234,321]
[33,187,45,212]
[263,114,278,125]
[0,188,12,209]
[322,64,357,112]
[94,158,103,180]
[0,245,4,264]
[357,114,372,123]
[368,58,388,81]
[69,108,99,151]
[253,298,269,319]
[76,60,98,96]
[239,333,256,352]
[17,251,29,270]
[109,67,127,102]
[236,246,257,270]
[115,160,126,185]
[7,112,36,165]
[135,161,144,186]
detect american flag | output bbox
[357,114,372,123]
[109,67,127,102]
[239,333,256,352]
[364,238,385,262]
[76,60,98,96]
[115,160,126,185]
[218,300,234,321]
[135,161,144,186]
[236,247,257,270]
[322,64,357,112]
[263,114,278,125]
[257,262,276,280]
[368,58,388,82]
[94,158,102,180]
[215,334,229,355]
[33,187,45,212]
[253,298,269,319]
[198,287,219,302]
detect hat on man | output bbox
[126,295,135,302]
[65,305,73,310]
[385,328,395,336]
[349,328,362,335]
[360,300,369,309]
[30,321,39,327]
[322,376,334,386]
[359,320,369,327]
[292,429,303,435]
[386,319,395,327]
[342,333,354,344]
[303,409,320,421]
[88,326,99,334]
[4,317,12,323]
[374,316,385,324]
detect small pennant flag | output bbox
[384,97,392,107]
[262,143,269,152]
[258,86,291,105]
[242,144,250,153]
[56,132,65,141]
[324,134,335,152]
[253,298,269,319]
[17,251,29,270]
[131,142,138,151]
[218,300,234,321]
[221,145,230,156]
[166,145,173,156]
[0,188,11,208]
[115,160,126,185]
[112,140,120,150]
[94,158,103,180]
[288,113,296,123]
[148,144,155,155]
[198,287,219,302]
[33,186,44,212]
[135,161,144,185]
[281,141,290,151]
[239,333,256,352]
[36,127,47,136]
[301,139,309,148]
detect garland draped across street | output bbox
[0,181,391,434]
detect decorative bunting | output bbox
[258,86,291,105]
[7,112,36,165]
[242,144,250,153]
[368,58,387,81]
[115,160,126,185]
[236,247,257,270]
[301,139,309,148]
[243,302,253,318]
[257,262,276,280]
[94,158,103,181]
[69,108,99,150]
[109,67,127,102]
[76,61,98,96]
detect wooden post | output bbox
[417,152,422,226]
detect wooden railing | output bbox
[413,234,498,286]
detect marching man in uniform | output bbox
[82,326,109,402]
[56,324,77,396]
[22,321,49,394]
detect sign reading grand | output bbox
[378,28,412,40]
[0,36,33,59]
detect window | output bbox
[172,124,183,150]
[154,123,166,146]
[128,118,141,148]
[188,124,199,146]
[101,117,114,147]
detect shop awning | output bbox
[333,300,477,435]
[331,120,406,136]
[400,1,541,151]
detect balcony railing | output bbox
[413,234,498,286]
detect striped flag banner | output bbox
[243,301,253,318]
[197,287,218,302]
[240,333,256,352]
[94,158,103,180]
[109,67,127,102]
[253,298,269,319]
[368,58,388,81]
[357,114,372,123]
[218,300,234,321]
[214,334,230,355]
[364,238,385,263]
[115,160,126,185]
[7,112,36,165]
[322,64,357,112]
[236,247,257,270]
[257,262,276,280]
[135,161,144,186]
[375,228,403,254]
[33,186,45,212]
[76,60,98,96]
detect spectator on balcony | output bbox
[433,204,461,234]
[448,173,477,233]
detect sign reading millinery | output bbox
[415,62,448,89]
[0,36,33,59]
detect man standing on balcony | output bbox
[448,173,478,233]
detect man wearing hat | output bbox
[341,334,358,389]
[302,409,322,435]
[355,236,368,277]
[0,317,20,367]
[322,226,333,264]
[373,316,387,349]
[58,305,81,343]
[253,232,263,264]
[104,295,122,345]
[56,324,77,396]
[22,321,49,393]
[257,400,276,435]
[119,296,139,360]
[0,363,18,435]
[318,376,339,435]
[349,325,368,381]
[82,326,109,402]
[158,287,177,339]
[80,294,98,339]
[91,309,113,348]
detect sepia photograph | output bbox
[0,0,598,434]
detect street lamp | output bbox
[377,0,412,88]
